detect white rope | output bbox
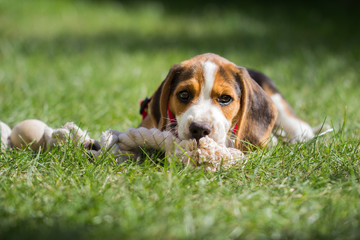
[1,118,335,171]
[98,127,245,171]
[1,120,246,171]
[99,127,178,155]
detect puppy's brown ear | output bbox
[234,67,278,150]
[149,64,180,130]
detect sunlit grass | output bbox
[0,0,359,239]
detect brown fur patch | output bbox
[169,78,202,117]
[212,68,241,127]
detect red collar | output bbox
[232,123,239,135]
[167,104,177,125]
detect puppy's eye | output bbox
[177,90,191,102]
[217,95,233,106]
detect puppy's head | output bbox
[149,53,277,150]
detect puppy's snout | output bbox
[189,122,212,141]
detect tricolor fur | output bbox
[140,53,314,150]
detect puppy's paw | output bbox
[289,121,315,143]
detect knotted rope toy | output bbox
[0,119,99,152]
[90,127,245,171]
[1,120,245,171]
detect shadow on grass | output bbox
[14,0,360,63]
[1,222,88,240]
[2,215,359,240]
[0,211,129,240]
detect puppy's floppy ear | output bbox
[234,67,278,150]
[149,64,180,130]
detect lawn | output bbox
[0,0,359,239]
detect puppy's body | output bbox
[140,53,314,150]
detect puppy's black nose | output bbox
[189,122,212,141]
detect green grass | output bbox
[0,0,360,239]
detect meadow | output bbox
[0,0,359,239]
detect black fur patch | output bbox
[248,69,279,93]
[248,94,276,136]
[170,67,196,93]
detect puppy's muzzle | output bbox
[189,122,212,141]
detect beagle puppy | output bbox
[140,53,314,150]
